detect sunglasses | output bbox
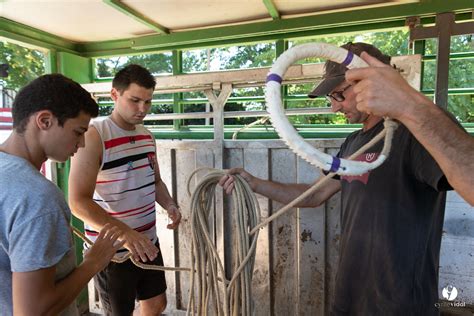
[326,84,352,102]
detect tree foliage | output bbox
[1,30,472,123]
[0,41,45,103]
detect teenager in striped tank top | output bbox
[69,65,181,316]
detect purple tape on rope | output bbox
[266,73,283,84]
[329,156,341,172]
[341,51,354,66]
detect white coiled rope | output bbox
[266,42,398,175]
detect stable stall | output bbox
[1,1,473,315]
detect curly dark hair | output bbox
[12,74,98,133]
[112,64,156,93]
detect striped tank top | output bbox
[85,117,158,258]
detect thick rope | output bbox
[266,42,398,175]
[232,117,270,140]
[249,118,397,235]
[186,168,260,316]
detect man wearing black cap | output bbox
[220,42,452,315]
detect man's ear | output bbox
[35,110,54,130]
[111,87,119,101]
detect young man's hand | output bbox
[166,204,182,230]
[82,224,125,271]
[120,228,159,262]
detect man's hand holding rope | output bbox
[120,228,159,262]
[219,168,258,194]
[83,223,126,271]
[165,203,182,230]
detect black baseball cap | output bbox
[308,42,391,98]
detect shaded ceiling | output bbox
[1,0,419,43]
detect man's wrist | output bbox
[398,93,434,125]
[165,202,179,210]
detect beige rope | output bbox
[232,117,270,140]
[249,119,398,235]
[71,170,260,316]
[71,226,190,272]
[186,168,260,316]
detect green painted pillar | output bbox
[413,40,426,92]
[45,49,58,74]
[57,52,93,84]
[276,40,288,109]
[172,50,184,130]
[55,51,94,309]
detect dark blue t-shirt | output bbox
[330,120,451,316]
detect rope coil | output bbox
[71,168,261,316]
[186,168,260,316]
[265,42,398,175]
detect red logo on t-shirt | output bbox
[341,152,379,184]
[147,152,156,170]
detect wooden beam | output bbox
[83,55,420,95]
[103,0,169,34]
[263,0,280,20]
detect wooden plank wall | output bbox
[156,138,345,315]
[89,137,474,314]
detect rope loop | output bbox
[266,42,398,175]
[186,168,260,316]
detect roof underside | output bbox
[1,0,418,43]
[1,0,473,57]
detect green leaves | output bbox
[0,41,45,91]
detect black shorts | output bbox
[94,242,167,316]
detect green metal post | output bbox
[276,40,288,108]
[55,51,94,310]
[45,49,58,74]
[90,58,98,82]
[172,50,184,130]
[57,52,93,83]
[413,40,426,92]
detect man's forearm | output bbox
[46,261,98,315]
[155,179,176,210]
[400,102,474,205]
[253,178,336,207]
[70,198,132,233]
[13,262,98,316]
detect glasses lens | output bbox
[327,92,344,102]
[333,92,344,102]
